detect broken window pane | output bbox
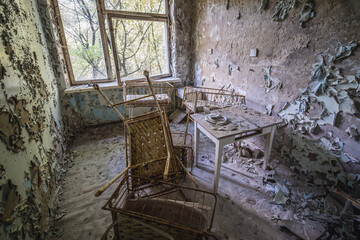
[58,0,108,81]
[111,18,169,80]
[105,0,165,14]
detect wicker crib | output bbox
[101,175,217,240]
[123,80,174,107]
[182,86,246,113]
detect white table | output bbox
[191,105,282,193]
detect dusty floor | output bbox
[53,120,345,240]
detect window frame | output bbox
[52,0,171,86]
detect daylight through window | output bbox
[54,0,170,85]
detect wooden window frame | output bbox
[52,0,171,86]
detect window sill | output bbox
[64,77,181,94]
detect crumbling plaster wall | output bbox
[63,0,195,127]
[0,0,66,238]
[66,89,124,126]
[169,0,195,85]
[192,0,360,189]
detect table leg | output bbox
[264,126,276,169]
[213,140,224,193]
[194,121,200,167]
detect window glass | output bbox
[112,19,169,80]
[58,0,108,81]
[105,0,165,14]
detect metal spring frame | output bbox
[102,175,218,240]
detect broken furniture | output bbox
[93,71,197,197]
[101,175,217,240]
[182,86,246,144]
[123,80,174,116]
[182,86,246,113]
[191,105,282,193]
[172,132,194,172]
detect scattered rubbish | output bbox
[252,149,264,159]
[272,0,297,22]
[206,113,239,131]
[345,125,359,141]
[206,113,229,125]
[304,192,316,200]
[280,219,326,240]
[340,152,359,164]
[241,147,252,158]
[329,41,358,62]
[330,189,360,209]
[299,0,315,28]
[273,186,289,204]
[277,183,290,197]
[263,67,283,93]
[169,109,187,124]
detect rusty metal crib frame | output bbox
[172,132,194,172]
[93,71,197,196]
[102,175,217,240]
[123,80,174,107]
[182,86,246,113]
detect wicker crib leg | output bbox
[184,110,191,145]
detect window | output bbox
[53,0,170,86]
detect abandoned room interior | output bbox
[1,0,360,239]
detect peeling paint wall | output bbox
[0,0,66,238]
[66,89,125,126]
[192,0,360,189]
[170,0,196,85]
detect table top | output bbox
[191,105,282,139]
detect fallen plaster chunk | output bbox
[263,67,283,93]
[169,109,187,124]
[299,0,315,28]
[273,186,289,205]
[338,95,355,114]
[340,152,359,164]
[329,41,358,62]
[280,219,326,240]
[345,125,359,141]
[332,137,343,151]
[310,123,321,134]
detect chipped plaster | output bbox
[192,0,360,189]
[0,0,66,238]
